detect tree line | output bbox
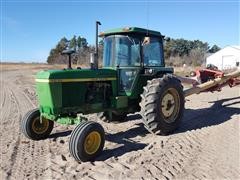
[47,35,220,67]
[47,35,101,66]
[164,37,220,66]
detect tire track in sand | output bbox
[0,84,14,179]
[1,70,52,180]
[1,68,239,180]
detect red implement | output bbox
[177,68,240,96]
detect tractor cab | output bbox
[100,27,170,95]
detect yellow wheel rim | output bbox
[161,88,180,123]
[32,117,49,134]
[84,131,101,155]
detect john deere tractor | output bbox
[22,23,184,162]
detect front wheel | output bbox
[21,109,54,140]
[69,121,105,162]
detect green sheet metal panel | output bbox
[112,96,128,109]
[36,82,62,114]
[36,68,117,116]
[36,68,116,80]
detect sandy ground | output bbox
[0,64,239,180]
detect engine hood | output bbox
[36,68,117,83]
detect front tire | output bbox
[140,74,184,135]
[69,121,105,162]
[21,109,54,140]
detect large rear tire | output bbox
[140,74,184,135]
[21,109,54,140]
[69,121,105,162]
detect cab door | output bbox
[114,36,142,95]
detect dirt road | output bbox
[1,66,239,180]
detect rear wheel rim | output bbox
[84,131,101,155]
[32,117,49,134]
[161,88,180,123]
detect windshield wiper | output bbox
[127,36,135,45]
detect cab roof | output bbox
[99,27,163,37]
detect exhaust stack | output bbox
[90,21,101,69]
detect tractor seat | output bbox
[62,49,76,55]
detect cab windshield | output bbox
[103,35,141,67]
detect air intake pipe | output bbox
[90,21,101,69]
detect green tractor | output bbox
[22,24,184,162]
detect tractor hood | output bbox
[36,68,117,82]
[35,68,117,117]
